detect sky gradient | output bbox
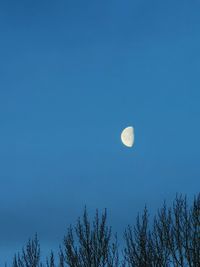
[1,0,200,264]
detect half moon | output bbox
[121,126,134,147]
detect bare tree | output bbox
[124,206,156,267]
[58,248,65,267]
[61,208,119,267]
[124,194,200,267]
[151,203,171,266]
[11,194,199,267]
[154,194,200,267]
[46,252,55,267]
[12,234,41,267]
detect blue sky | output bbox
[0,0,200,264]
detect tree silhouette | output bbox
[12,234,41,267]
[46,252,55,267]
[10,193,199,267]
[124,194,200,267]
[61,208,119,267]
[58,248,65,267]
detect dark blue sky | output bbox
[1,0,200,264]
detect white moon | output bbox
[121,126,134,147]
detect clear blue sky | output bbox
[1,0,200,264]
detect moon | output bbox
[121,126,134,147]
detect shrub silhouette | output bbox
[11,194,199,267]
